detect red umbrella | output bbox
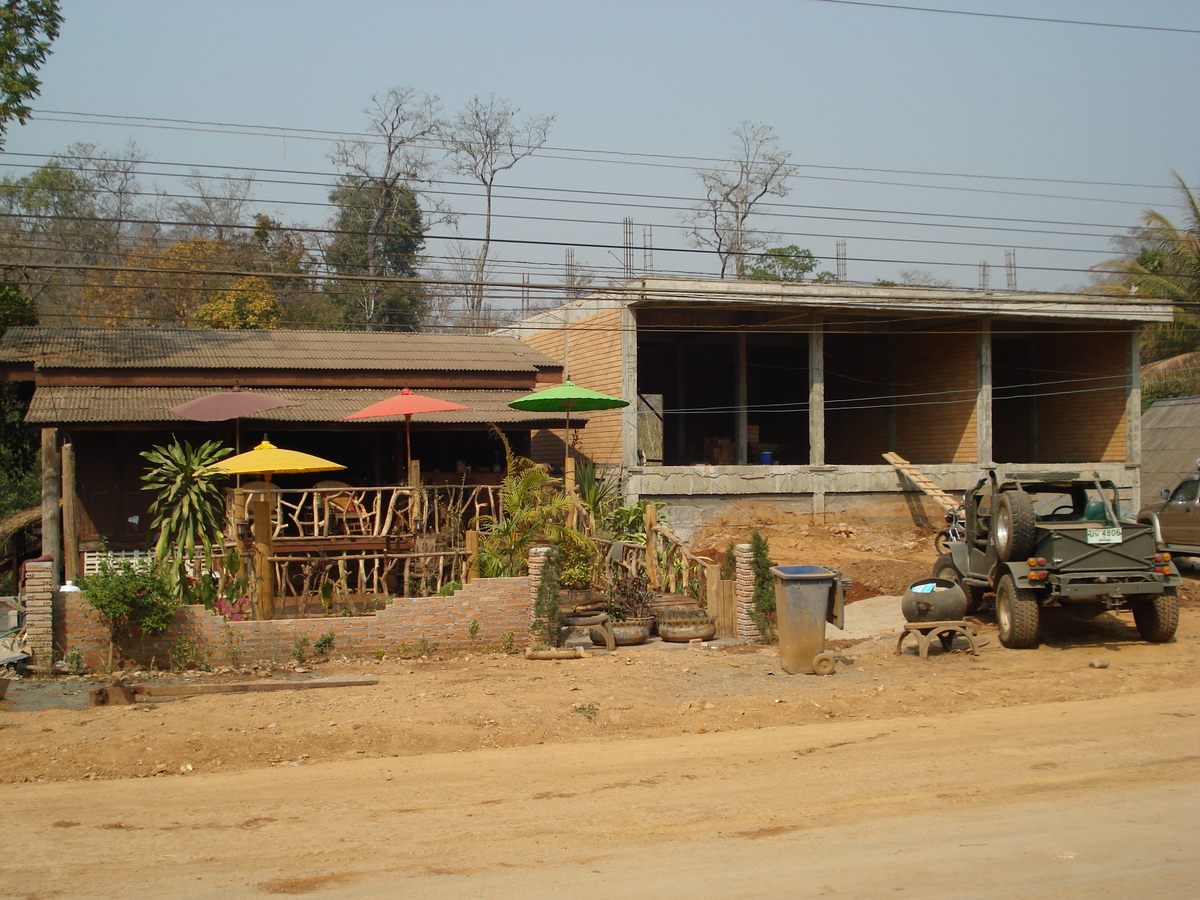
[170,385,303,453]
[344,387,470,464]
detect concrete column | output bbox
[977,319,993,465]
[808,324,825,466]
[736,332,748,465]
[734,543,763,641]
[1126,327,1143,509]
[619,303,639,469]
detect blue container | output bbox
[759,451,773,464]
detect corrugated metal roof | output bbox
[0,327,560,372]
[26,385,596,426]
[1140,396,1200,507]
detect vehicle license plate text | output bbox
[1086,527,1122,544]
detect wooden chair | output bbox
[315,480,369,535]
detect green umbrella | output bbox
[508,380,629,474]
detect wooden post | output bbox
[645,502,658,589]
[61,442,79,584]
[408,458,421,487]
[564,455,576,495]
[40,428,62,588]
[251,494,274,619]
[464,529,480,584]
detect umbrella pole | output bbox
[564,402,575,495]
[252,475,275,619]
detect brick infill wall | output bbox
[36,574,534,670]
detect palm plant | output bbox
[1093,173,1200,402]
[140,438,232,601]
[474,434,587,578]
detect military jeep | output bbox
[933,471,1181,649]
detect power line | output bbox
[807,0,1200,35]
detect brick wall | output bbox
[1035,332,1127,463]
[895,327,977,464]
[28,568,539,670]
[522,307,626,468]
[22,559,54,664]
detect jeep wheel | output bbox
[995,574,1040,648]
[1132,588,1179,643]
[995,490,1036,561]
[933,552,986,615]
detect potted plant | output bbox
[597,572,655,646]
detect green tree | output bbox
[194,275,283,329]
[324,176,427,329]
[1093,173,1200,402]
[0,0,62,148]
[0,280,37,520]
[744,245,836,283]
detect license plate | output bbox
[1086,527,1122,544]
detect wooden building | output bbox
[0,327,569,585]
[501,276,1175,535]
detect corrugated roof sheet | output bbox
[1140,396,1200,507]
[0,327,560,372]
[26,386,598,426]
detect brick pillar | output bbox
[21,559,56,666]
[527,546,550,628]
[734,543,763,641]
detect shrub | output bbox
[80,556,177,668]
[749,529,776,640]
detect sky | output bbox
[5,0,1199,305]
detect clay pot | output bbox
[594,616,653,646]
[901,578,968,623]
[655,607,717,643]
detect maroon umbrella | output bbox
[170,385,303,452]
[344,387,470,464]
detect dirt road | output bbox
[4,686,1197,899]
[3,525,1197,898]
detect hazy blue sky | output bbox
[6,0,1198,296]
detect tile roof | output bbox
[0,327,560,372]
[26,386,599,427]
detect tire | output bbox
[995,573,1040,648]
[934,530,952,555]
[933,552,986,615]
[995,491,1036,561]
[1132,588,1179,643]
[812,652,836,676]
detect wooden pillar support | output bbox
[61,442,79,584]
[40,428,62,588]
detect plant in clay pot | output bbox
[596,572,655,646]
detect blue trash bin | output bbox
[771,565,845,675]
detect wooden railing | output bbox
[219,483,500,617]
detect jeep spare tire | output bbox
[995,490,1036,561]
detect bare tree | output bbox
[329,87,445,327]
[444,95,553,330]
[684,122,797,278]
[167,170,255,241]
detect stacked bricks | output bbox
[734,543,764,641]
[51,574,536,670]
[21,559,55,665]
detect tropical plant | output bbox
[605,572,652,622]
[80,555,177,667]
[139,438,232,602]
[1092,173,1200,402]
[607,498,659,543]
[576,460,618,533]
[474,433,587,577]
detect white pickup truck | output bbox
[1138,468,1200,562]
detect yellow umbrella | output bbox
[208,439,345,618]
[209,439,346,478]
